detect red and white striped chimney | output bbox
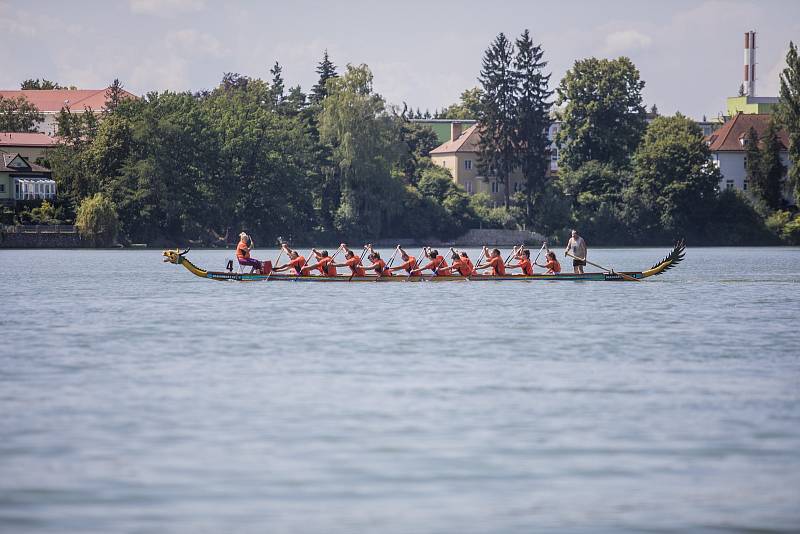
[744,31,756,97]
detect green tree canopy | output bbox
[440,87,483,120]
[0,96,44,132]
[75,193,119,246]
[556,56,646,171]
[776,41,800,202]
[20,79,64,90]
[626,114,721,241]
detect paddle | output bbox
[465,247,487,280]
[264,238,285,282]
[294,244,341,282]
[347,246,369,282]
[404,246,427,281]
[533,242,546,266]
[565,251,640,282]
[374,245,400,282]
[503,244,523,266]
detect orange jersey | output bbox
[286,255,308,275]
[486,255,506,276]
[236,242,250,259]
[449,259,472,276]
[513,258,534,275]
[414,255,448,275]
[545,258,561,274]
[396,256,417,273]
[462,258,474,274]
[345,255,366,277]
[371,258,392,276]
[315,256,337,276]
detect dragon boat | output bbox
[162,240,685,282]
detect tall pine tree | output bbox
[777,41,800,203]
[513,29,553,222]
[270,61,285,108]
[310,50,338,104]
[759,120,787,210]
[744,126,762,199]
[478,32,517,207]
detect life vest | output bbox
[236,242,249,259]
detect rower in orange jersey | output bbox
[536,250,562,275]
[411,248,448,276]
[330,243,366,277]
[506,248,535,276]
[460,252,474,275]
[306,248,338,277]
[388,246,417,276]
[363,245,392,277]
[439,250,472,276]
[475,247,506,276]
[273,244,310,275]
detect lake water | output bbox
[1,246,799,533]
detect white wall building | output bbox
[707,112,792,198]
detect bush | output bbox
[703,189,777,245]
[782,216,800,245]
[75,193,119,246]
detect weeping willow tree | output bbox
[318,64,405,238]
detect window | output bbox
[0,184,4,193]
[441,160,447,168]
[464,159,472,170]
[491,182,499,193]
[466,181,473,194]
[743,179,748,191]
[725,179,735,190]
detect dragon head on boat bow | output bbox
[641,238,686,278]
[162,248,190,264]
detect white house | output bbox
[707,112,792,197]
[0,88,137,136]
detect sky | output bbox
[2,0,799,120]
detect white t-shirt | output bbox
[568,236,587,259]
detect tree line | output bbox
[3,35,799,246]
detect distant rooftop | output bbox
[0,88,138,113]
[0,132,61,147]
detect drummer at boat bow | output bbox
[475,247,506,276]
[565,229,588,274]
[236,232,262,272]
[505,247,534,275]
[410,248,448,276]
[306,248,338,276]
[388,247,417,275]
[330,244,366,277]
[273,244,310,275]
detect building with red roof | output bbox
[0,87,138,136]
[429,121,561,203]
[0,132,62,161]
[707,113,791,195]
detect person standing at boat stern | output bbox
[236,232,262,272]
[564,229,588,274]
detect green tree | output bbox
[75,193,119,246]
[0,95,43,132]
[513,29,553,224]
[478,32,517,207]
[556,56,646,170]
[104,78,126,113]
[319,64,405,238]
[758,120,787,210]
[440,87,484,119]
[776,41,800,202]
[270,61,285,108]
[20,79,64,90]
[626,114,721,241]
[744,126,763,205]
[310,50,338,104]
